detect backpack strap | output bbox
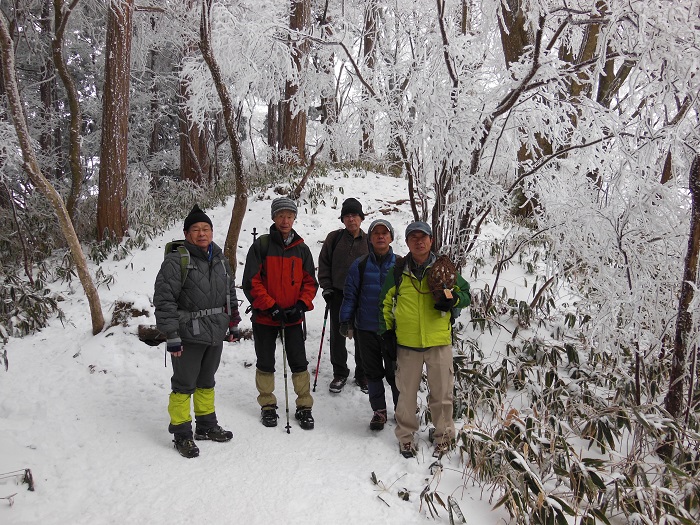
[175,245,191,285]
[393,256,405,297]
[259,234,270,257]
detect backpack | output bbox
[164,240,192,284]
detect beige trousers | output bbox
[394,345,455,446]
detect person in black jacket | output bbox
[340,219,400,430]
[318,198,369,393]
[154,205,241,459]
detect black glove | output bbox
[322,289,334,304]
[381,330,397,361]
[167,341,183,354]
[434,293,458,312]
[226,325,240,342]
[339,321,354,339]
[285,301,307,323]
[268,303,286,324]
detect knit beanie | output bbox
[271,197,298,219]
[183,204,213,231]
[339,198,365,220]
[368,219,394,240]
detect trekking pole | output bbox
[312,304,330,392]
[279,321,292,434]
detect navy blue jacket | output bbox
[340,247,397,331]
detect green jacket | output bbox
[378,254,471,349]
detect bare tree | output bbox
[0,10,104,335]
[199,0,247,273]
[52,0,86,224]
[96,0,133,241]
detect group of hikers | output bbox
[154,198,471,460]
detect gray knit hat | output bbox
[271,197,298,219]
[368,219,394,240]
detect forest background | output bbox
[0,1,699,523]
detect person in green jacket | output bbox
[378,221,471,459]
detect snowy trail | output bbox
[1,174,505,524]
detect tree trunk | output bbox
[266,100,278,160]
[200,0,248,275]
[360,0,378,157]
[148,49,162,188]
[318,12,338,162]
[0,11,104,335]
[178,77,211,184]
[281,0,311,166]
[460,0,471,35]
[179,3,211,185]
[97,0,133,242]
[53,0,85,225]
[40,0,62,181]
[498,0,531,71]
[664,155,700,420]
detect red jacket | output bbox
[242,225,318,326]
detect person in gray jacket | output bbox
[154,204,241,459]
[318,198,369,393]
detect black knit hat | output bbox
[339,198,365,220]
[183,204,213,231]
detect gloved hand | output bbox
[322,289,334,304]
[434,293,458,312]
[226,325,240,342]
[285,301,307,323]
[268,303,286,324]
[339,321,354,339]
[167,340,183,356]
[381,330,397,361]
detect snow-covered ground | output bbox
[1,172,511,524]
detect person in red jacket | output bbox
[242,197,319,430]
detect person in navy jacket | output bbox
[339,219,400,430]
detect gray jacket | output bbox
[154,240,238,346]
[317,228,368,291]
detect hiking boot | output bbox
[355,377,369,394]
[295,407,315,430]
[400,441,416,458]
[369,409,387,431]
[329,376,347,393]
[173,435,199,459]
[194,425,233,442]
[261,405,279,427]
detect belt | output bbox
[190,307,225,335]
